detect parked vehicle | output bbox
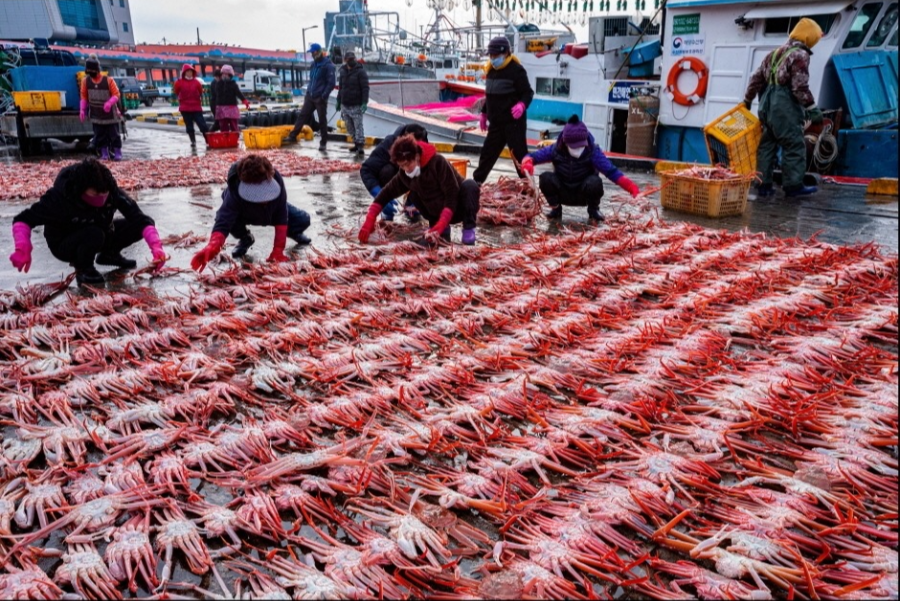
[117,76,159,107]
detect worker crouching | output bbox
[522,116,639,221]
[358,135,480,246]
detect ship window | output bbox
[764,14,836,36]
[536,77,570,97]
[844,3,884,48]
[889,26,899,45]
[867,3,898,46]
[57,0,105,30]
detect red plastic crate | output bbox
[205,132,240,149]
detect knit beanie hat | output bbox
[790,18,824,49]
[221,64,235,76]
[487,36,511,55]
[85,54,101,72]
[560,115,590,149]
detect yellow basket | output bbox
[704,105,762,176]
[12,91,63,112]
[660,169,754,218]
[243,128,283,150]
[448,158,468,178]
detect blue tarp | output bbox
[832,50,899,129]
[10,66,83,109]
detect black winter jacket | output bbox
[483,60,534,124]
[14,163,154,247]
[212,162,288,236]
[359,124,406,192]
[214,78,247,106]
[337,63,370,107]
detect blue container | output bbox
[628,40,662,66]
[10,66,84,109]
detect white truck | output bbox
[236,69,284,99]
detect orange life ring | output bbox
[665,57,708,106]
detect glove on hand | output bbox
[361,103,368,113]
[358,202,383,243]
[142,225,167,271]
[742,99,752,111]
[103,96,119,113]
[243,99,251,109]
[190,232,226,272]
[511,102,526,120]
[521,156,535,175]
[267,225,289,263]
[479,113,488,132]
[806,106,824,125]
[618,176,640,198]
[79,99,88,122]
[426,208,454,239]
[9,222,33,273]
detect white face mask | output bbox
[568,146,586,158]
[405,165,421,178]
[185,74,194,80]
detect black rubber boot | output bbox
[76,267,105,286]
[587,206,604,221]
[188,131,196,147]
[546,205,562,219]
[231,233,255,258]
[96,251,137,269]
[290,231,312,245]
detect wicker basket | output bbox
[660,169,754,217]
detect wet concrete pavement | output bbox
[1,122,896,294]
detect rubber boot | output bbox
[189,131,196,147]
[96,251,137,269]
[289,230,312,245]
[785,185,817,197]
[440,227,451,243]
[231,233,255,258]
[546,205,562,219]
[462,228,476,245]
[587,205,604,221]
[75,266,105,286]
[755,183,776,197]
[112,148,122,162]
[100,147,110,161]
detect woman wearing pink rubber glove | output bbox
[473,36,534,184]
[80,54,124,161]
[9,158,164,287]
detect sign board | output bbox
[672,13,701,35]
[671,34,706,57]
[607,81,654,104]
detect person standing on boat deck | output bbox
[79,54,123,161]
[287,43,336,151]
[214,65,251,133]
[191,155,312,271]
[336,51,370,157]
[358,135,481,246]
[472,36,534,184]
[522,115,640,221]
[9,158,167,287]
[173,63,208,147]
[207,67,222,133]
[744,17,824,198]
[359,123,429,222]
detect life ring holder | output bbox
[665,57,708,106]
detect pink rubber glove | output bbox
[80,99,88,122]
[103,96,119,113]
[479,113,488,132]
[142,225,167,271]
[9,222,33,273]
[511,102,526,120]
[521,156,534,175]
[426,208,454,240]
[358,202,383,243]
[618,176,640,198]
[267,225,289,263]
[191,231,226,272]
[243,99,251,110]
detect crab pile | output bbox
[0,150,359,201]
[477,176,544,226]
[0,217,897,599]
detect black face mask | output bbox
[346,59,357,67]
[86,70,99,77]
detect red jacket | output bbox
[174,64,204,112]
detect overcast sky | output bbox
[128,0,604,50]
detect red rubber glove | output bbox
[243,99,251,110]
[9,222,33,273]
[511,101,526,120]
[521,156,534,175]
[426,208,454,241]
[103,96,119,113]
[142,225,167,271]
[190,231,226,272]
[618,176,640,198]
[267,225,289,263]
[479,113,488,132]
[358,202,383,244]
[79,99,88,122]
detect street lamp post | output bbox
[301,25,319,65]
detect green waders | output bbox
[757,85,807,190]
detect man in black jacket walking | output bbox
[288,43,336,151]
[336,52,370,157]
[473,36,534,183]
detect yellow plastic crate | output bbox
[13,91,63,112]
[704,105,762,176]
[448,158,468,178]
[660,169,754,218]
[243,128,283,150]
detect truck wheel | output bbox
[19,137,42,157]
[143,98,154,107]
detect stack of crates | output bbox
[704,105,762,176]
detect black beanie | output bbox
[85,54,100,72]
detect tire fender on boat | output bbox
[665,57,709,106]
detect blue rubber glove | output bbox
[381,199,399,221]
[370,186,382,199]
